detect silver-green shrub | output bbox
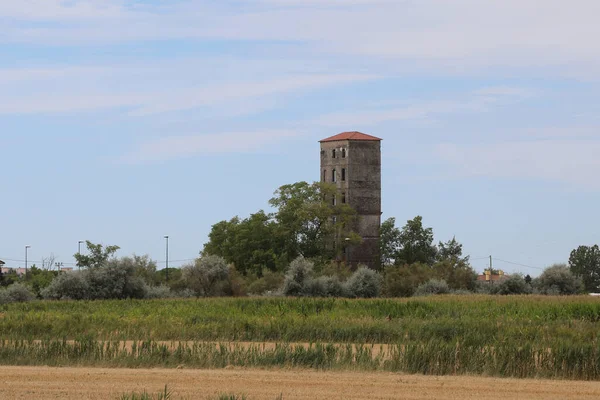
[414,279,450,296]
[533,264,584,295]
[182,255,230,297]
[344,266,382,298]
[41,272,89,300]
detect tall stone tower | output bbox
[319,131,382,269]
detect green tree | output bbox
[432,259,477,290]
[569,245,600,292]
[437,237,469,263]
[203,181,359,274]
[396,216,437,265]
[203,211,280,275]
[534,264,583,295]
[380,217,401,267]
[74,241,120,269]
[269,181,358,262]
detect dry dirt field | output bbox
[2,366,600,400]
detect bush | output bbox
[344,266,381,298]
[491,274,531,295]
[247,270,284,295]
[0,283,35,304]
[182,255,230,297]
[282,257,314,296]
[414,279,450,296]
[145,285,173,299]
[382,263,430,297]
[534,264,584,295]
[41,272,89,300]
[86,262,148,300]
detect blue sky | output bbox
[1,0,599,275]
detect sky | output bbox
[1,0,599,275]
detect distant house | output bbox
[477,270,507,283]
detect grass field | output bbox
[1,296,600,379]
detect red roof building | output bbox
[320,131,382,143]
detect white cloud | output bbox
[1,1,599,77]
[435,138,600,189]
[314,86,532,127]
[0,60,378,115]
[123,130,299,163]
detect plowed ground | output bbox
[2,366,600,400]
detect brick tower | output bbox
[319,131,382,269]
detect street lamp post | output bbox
[25,245,31,278]
[77,240,85,271]
[164,235,169,283]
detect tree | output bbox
[203,181,359,274]
[569,245,600,293]
[182,255,230,297]
[74,241,120,269]
[534,264,583,295]
[395,216,437,265]
[203,212,280,275]
[380,217,401,267]
[432,259,477,290]
[269,181,358,262]
[437,237,469,264]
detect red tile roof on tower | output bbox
[320,131,382,142]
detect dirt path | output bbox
[1,366,600,400]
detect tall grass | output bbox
[1,296,600,379]
[0,338,599,380]
[1,296,599,346]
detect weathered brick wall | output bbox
[320,139,381,269]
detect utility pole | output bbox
[78,240,85,271]
[164,235,169,283]
[25,245,31,279]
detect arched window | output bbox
[332,169,337,182]
[341,148,346,158]
[332,149,336,158]
[341,168,346,181]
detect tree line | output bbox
[1,180,599,303]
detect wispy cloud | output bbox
[123,130,299,163]
[314,86,534,127]
[2,1,599,78]
[435,138,600,189]
[0,60,378,116]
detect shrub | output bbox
[282,257,314,296]
[492,274,531,295]
[0,283,35,304]
[533,264,584,295]
[414,279,450,296]
[86,262,148,300]
[145,285,173,299]
[382,263,430,297]
[247,270,284,295]
[41,272,89,300]
[319,275,346,297]
[344,266,381,298]
[182,255,230,297]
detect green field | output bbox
[1,296,600,379]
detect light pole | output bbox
[78,240,85,271]
[164,235,169,283]
[25,245,31,278]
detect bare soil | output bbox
[1,366,600,400]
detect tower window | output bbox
[332,149,336,158]
[342,193,346,204]
[323,169,327,182]
[341,168,346,181]
[342,148,346,158]
[332,195,337,206]
[332,169,337,183]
